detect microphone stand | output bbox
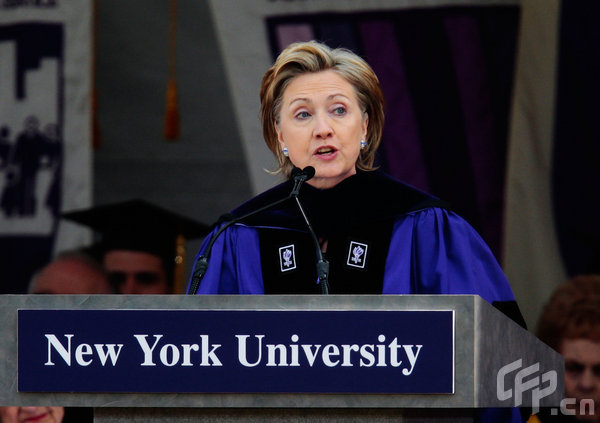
[187,167,330,295]
[292,195,330,295]
[289,169,330,294]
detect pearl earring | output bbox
[360,139,367,149]
[283,146,289,157]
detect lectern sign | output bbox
[18,309,454,394]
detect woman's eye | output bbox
[332,106,346,115]
[295,111,310,119]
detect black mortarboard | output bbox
[62,199,209,293]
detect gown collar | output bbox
[230,170,442,237]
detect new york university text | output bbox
[44,333,423,374]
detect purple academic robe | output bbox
[188,171,525,422]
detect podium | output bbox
[0,294,563,422]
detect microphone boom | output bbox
[187,166,319,295]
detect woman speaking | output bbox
[188,39,525,423]
[189,40,521,312]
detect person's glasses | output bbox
[108,271,161,287]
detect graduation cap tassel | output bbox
[163,0,180,140]
[164,79,180,140]
[173,233,186,294]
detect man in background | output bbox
[62,199,208,295]
[2,251,111,423]
[101,241,170,295]
[28,250,112,294]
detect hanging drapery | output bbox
[164,0,180,140]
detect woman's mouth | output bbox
[315,146,337,156]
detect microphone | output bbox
[289,166,329,295]
[291,166,315,196]
[187,166,317,295]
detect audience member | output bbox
[29,250,112,294]
[534,274,600,422]
[0,407,64,423]
[102,248,169,294]
[3,251,111,423]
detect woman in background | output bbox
[533,275,600,422]
[0,407,63,423]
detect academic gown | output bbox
[188,170,526,422]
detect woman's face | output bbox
[560,338,600,421]
[0,407,64,423]
[276,70,368,189]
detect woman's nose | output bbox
[313,113,333,140]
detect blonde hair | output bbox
[260,41,385,177]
